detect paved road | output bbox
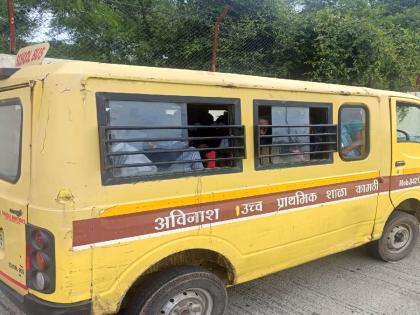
[2,241,420,315]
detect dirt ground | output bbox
[1,240,420,315]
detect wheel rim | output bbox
[159,288,213,315]
[386,224,411,253]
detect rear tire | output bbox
[370,211,419,262]
[124,266,227,315]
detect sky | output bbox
[27,11,70,42]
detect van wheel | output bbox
[370,211,419,262]
[124,266,227,315]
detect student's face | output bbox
[259,119,269,135]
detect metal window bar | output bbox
[102,125,243,130]
[260,133,337,138]
[260,142,337,148]
[107,146,245,156]
[105,135,244,144]
[256,124,338,160]
[100,125,246,171]
[112,156,245,169]
[259,150,336,159]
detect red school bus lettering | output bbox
[1,211,26,225]
[30,47,46,62]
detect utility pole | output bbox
[211,5,230,72]
[7,0,16,54]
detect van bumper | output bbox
[0,279,92,315]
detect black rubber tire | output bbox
[124,266,227,315]
[370,211,419,262]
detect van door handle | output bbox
[395,160,406,167]
[9,208,23,217]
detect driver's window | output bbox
[397,102,420,144]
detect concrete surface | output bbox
[1,241,419,315]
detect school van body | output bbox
[0,61,419,315]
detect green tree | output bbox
[293,0,419,90]
[3,0,419,91]
[0,0,40,53]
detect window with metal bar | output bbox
[255,101,337,169]
[97,94,245,185]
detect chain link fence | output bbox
[1,1,419,91]
[2,1,292,77]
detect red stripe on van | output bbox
[0,270,27,290]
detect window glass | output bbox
[100,95,245,184]
[339,106,368,160]
[107,100,186,178]
[0,102,22,182]
[256,102,336,168]
[397,103,420,143]
[271,106,311,161]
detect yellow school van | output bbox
[0,61,419,315]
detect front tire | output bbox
[370,211,419,262]
[124,266,227,315]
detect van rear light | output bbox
[33,230,48,250]
[26,225,55,293]
[33,251,49,270]
[33,271,51,291]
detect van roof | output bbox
[0,60,418,100]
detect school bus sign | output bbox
[15,43,50,67]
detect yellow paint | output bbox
[102,171,380,217]
[235,205,240,217]
[402,167,420,176]
[0,61,418,314]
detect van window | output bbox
[255,101,337,169]
[339,106,368,160]
[0,99,22,183]
[397,102,420,144]
[97,93,245,185]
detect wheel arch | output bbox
[379,196,420,232]
[373,194,420,240]
[394,198,420,222]
[95,235,241,314]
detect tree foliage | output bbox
[0,0,39,53]
[0,0,419,91]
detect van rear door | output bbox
[0,85,31,294]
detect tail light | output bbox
[26,225,55,293]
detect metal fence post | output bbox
[211,5,230,72]
[7,0,16,54]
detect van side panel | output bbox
[64,78,382,314]
[26,72,404,314]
